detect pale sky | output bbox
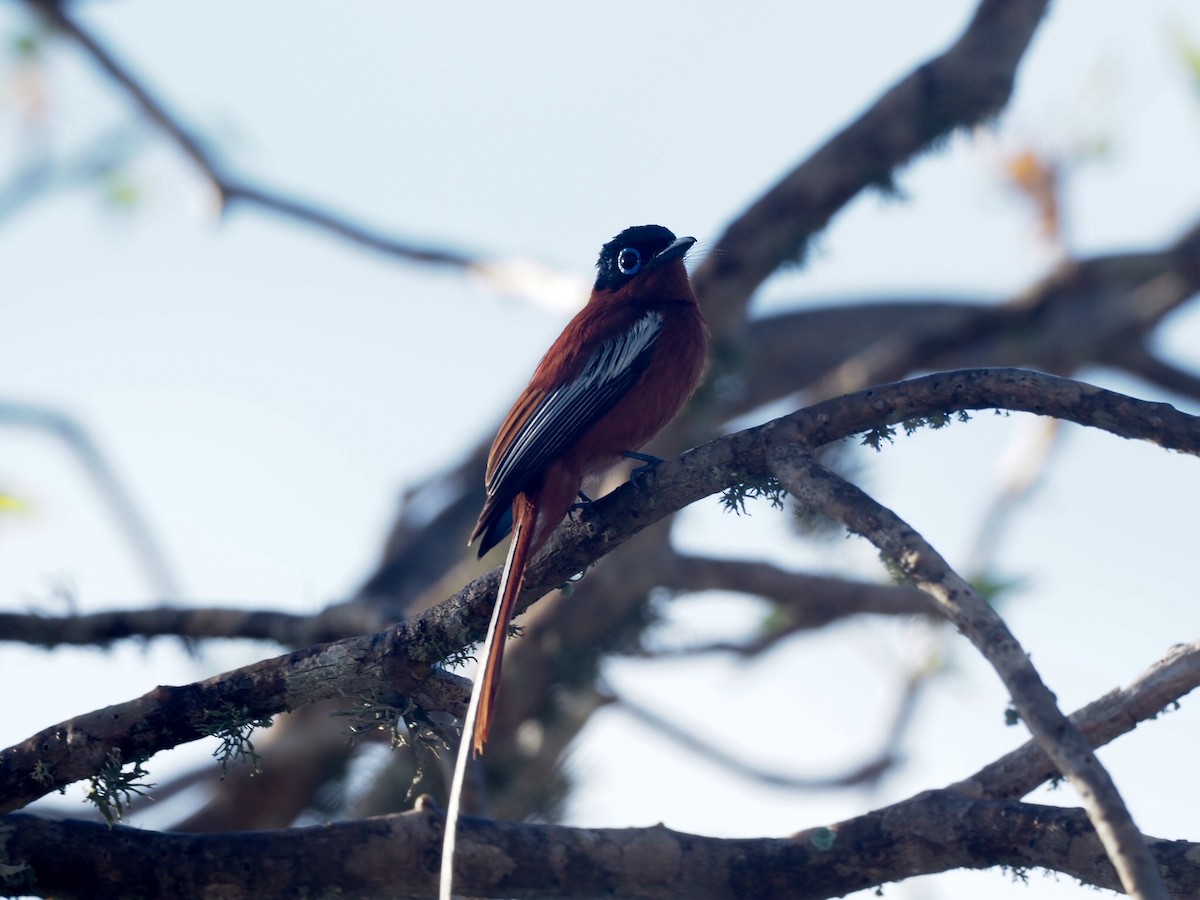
[3,3,1200,897]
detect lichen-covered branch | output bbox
[0,628,471,815]
[1,369,1194,818]
[958,639,1200,801]
[11,796,1194,900]
[4,633,1198,900]
[767,441,1167,897]
[2,602,1196,899]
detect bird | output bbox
[439,224,707,899]
[468,223,707,753]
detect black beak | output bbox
[648,235,696,269]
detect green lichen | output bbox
[201,701,274,776]
[721,476,787,515]
[85,749,154,825]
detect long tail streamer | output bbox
[439,493,536,900]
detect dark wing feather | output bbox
[475,310,664,554]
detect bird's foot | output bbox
[568,490,593,520]
[623,451,664,490]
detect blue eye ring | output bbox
[617,247,642,275]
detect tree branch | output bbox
[660,552,937,649]
[958,639,1200,801]
[767,441,1167,897]
[0,552,934,654]
[1,369,1195,816]
[24,0,478,270]
[613,674,925,791]
[1107,341,1200,406]
[1,400,182,601]
[0,600,391,649]
[0,628,472,815]
[727,216,1200,423]
[690,0,1051,342]
[3,638,1196,897]
[4,795,1187,899]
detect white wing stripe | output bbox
[575,310,664,389]
[489,310,664,491]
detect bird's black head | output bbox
[594,224,696,292]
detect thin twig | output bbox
[613,675,929,791]
[25,0,477,270]
[1,400,182,600]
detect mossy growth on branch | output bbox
[720,475,787,515]
[201,701,274,776]
[85,748,154,825]
[860,410,974,452]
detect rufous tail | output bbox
[439,492,538,900]
[474,492,536,753]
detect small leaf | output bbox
[1175,30,1200,94]
[104,175,142,209]
[11,32,41,59]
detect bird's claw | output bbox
[568,490,593,521]
[623,450,664,490]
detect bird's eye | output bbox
[616,247,642,275]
